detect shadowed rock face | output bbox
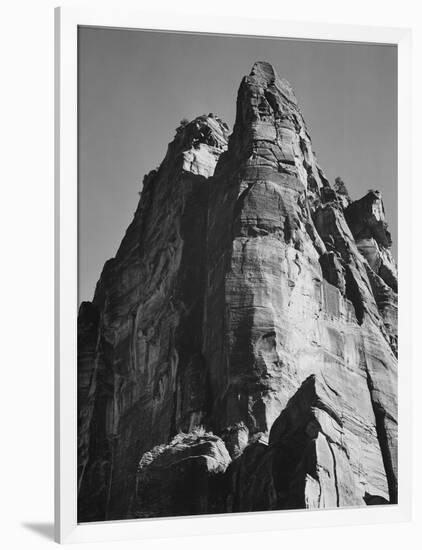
[77,114,230,521]
[78,62,397,522]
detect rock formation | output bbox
[78,62,397,522]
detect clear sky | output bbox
[78,27,397,304]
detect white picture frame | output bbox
[55,6,412,544]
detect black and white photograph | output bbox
[77,27,398,523]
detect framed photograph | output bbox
[55,6,412,544]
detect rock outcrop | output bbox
[77,114,230,521]
[78,62,397,522]
[135,429,231,518]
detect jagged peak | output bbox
[250,61,277,84]
[78,63,398,521]
[248,61,298,105]
[173,113,230,151]
[147,113,231,180]
[227,61,327,194]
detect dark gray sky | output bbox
[78,27,397,304]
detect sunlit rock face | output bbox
[78,62,397,522]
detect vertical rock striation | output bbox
[77,114,230,521]
[78,62,398,522]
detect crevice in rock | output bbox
[345,265,364,324]
[365,368,397,504]
[264,89,279,116]
[326,438,340,507]
[283,216,292,243]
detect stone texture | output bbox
[77,114,230,521]
[269,375,366,509]
[134,429,231,518]
[78,62,397,522]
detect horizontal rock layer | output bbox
[78,62,397,522]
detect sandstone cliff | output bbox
[78,62,397,522]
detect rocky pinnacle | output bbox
[78,62,397,521]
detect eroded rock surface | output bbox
[78,62,397,522]
[135,429,231,518]
[77,114,230,521]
